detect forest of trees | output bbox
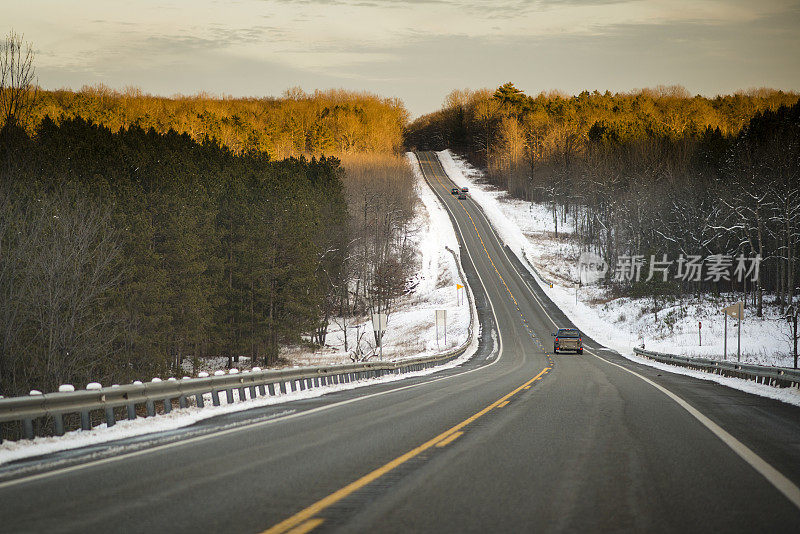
[1,117,351,396]
[29,85,408,159]
[0,33,419,398]
[407,84,800,317]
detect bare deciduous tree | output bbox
[0,188,122,396]
[0,30,38,130]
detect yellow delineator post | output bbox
[722,302,744,362]
[456,284,464,305]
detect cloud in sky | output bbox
[6,0,799,116]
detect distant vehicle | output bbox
[457,193,467,200]
[451,187,460,195]
[461,187,469,192]
[552,328,583,354]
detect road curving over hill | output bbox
[0,152,798,533]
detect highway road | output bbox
[1,151,799,533]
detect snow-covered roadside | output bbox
[282,155,472,367]
[0,155,480,465]
[438,150,800,406]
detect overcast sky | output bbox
[7,0,800,117]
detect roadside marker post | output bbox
[436,310,447,348]
[722,302,744,362]
[724,314,727,360]
[456,284,464,305]
[371,313,387,360]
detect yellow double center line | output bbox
[263,368,550,534]
[263,152,549,534]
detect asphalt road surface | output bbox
[1,151,799,533]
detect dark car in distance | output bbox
[457,193,467,200]
[552,328,583,354]
[451,187,460,195]
[461,187,469,192]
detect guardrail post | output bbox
[127,403,137,420]
[314,377,320,387]
[80,410,91,430]
[196,393,205,408]
[105,407,116,427]
[267,383,275,396]
[298,379,305,391]
[163,398,172,414]
[238,386,247,401]
[179,395,188,409]
[212,390,221,406]
[250,385,258,398]
[225,389,234,404]
[280,381,287,394]
[23,418,34,440]
[54,413,65,436]
[146,400,156,417]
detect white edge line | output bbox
[586,349,800,510]
[433,151,800,512]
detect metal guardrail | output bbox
[521,251,552,288]
[633,348,800,389]
[0,348,470,443]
